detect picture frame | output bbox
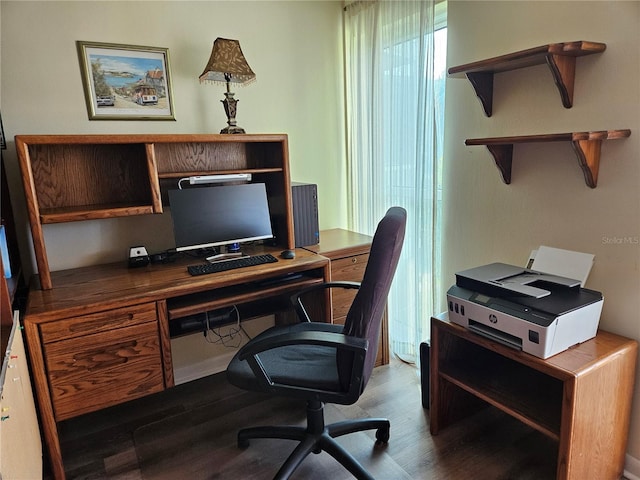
[77,41,175,120]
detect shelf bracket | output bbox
[449,42,606,115]
[546,54,577,109]
[466,130,630,189]
[486,144,513,184]
[465,53,577,116]
[572,138,602,188]
[466,72,494,117]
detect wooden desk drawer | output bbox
[331,254,369,280]
[42,305,164,420]
[331,254,368,319]
[39,303,157,344]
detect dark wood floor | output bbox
[51,357,564,480]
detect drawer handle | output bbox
[351,258,357,264]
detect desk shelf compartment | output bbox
[18,142,160,224]
[153,139,288,174]
[465,129,631,188]
[448,41,606,116]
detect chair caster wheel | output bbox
[375,427,390,445]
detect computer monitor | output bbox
[168,183,274,252]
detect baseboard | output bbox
[625,453,640,480]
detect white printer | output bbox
[447,263,603,359]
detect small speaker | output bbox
[420,341,430,409]
[291,182,319,247]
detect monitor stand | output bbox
[206,252,246,263]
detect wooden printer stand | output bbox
[430,313,637,480]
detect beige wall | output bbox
[444,0,640,468]
[0,0,346,272]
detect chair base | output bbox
[237,400,389,480]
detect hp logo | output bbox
[489,314,498,324]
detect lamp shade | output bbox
[199,38,256,85]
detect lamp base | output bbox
[220,126,246,134]
[220,90,245,134]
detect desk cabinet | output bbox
[430,313,638,480]
[305,229,388,367]
[41,303,164,420]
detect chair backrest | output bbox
[337,207,406,391]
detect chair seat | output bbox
[227,322,345,393]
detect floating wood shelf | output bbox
[465,129,631,188]
[448,41,606,116]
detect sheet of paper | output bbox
[530,245,594,287]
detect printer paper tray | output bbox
[468,320,523,351]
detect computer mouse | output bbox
[280,249,296,259]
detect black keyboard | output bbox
[187,253,279,276]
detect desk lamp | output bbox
[199,38,256,134]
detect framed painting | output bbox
[77,41,175,120]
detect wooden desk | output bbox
[23,246,330,480]
[430,313,638,480]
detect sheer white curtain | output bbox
[344,0,446,362]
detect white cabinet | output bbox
[1,312,42,480]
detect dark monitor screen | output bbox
[168,183,274,252]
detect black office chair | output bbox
[226,207,406,480]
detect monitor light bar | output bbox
[189,174,252,185]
